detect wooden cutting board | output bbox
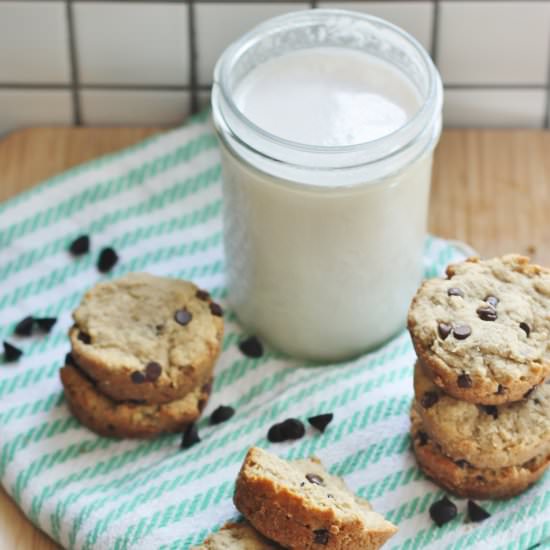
[0,127,549,549]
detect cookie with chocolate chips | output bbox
[414,361,550,469]
[408,255,550,404]
[70,273,224,404]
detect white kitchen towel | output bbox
[0,111,548,550]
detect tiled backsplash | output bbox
[0,0,549,134]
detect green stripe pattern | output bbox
[0,113,547,550]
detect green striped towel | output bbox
[0,110,548,550]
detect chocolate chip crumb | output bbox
[519,322,531,337]
[145,361,162,382]
[308,413,333,433]
[467,500,491,522]
[267,423,284,443]
[429,496,457,527]
[480,405,499,419]
[281,418,305,440]
[210,405,235,425]
[14,316,34,336]
[97,247,119,273]
[36,317,57,333]
[196,289,210,301]
[496,384,505,395]
[448,288,464,297]
[239,336,263,358]
[181,423,200,449]
[78,331,91,344]
[453,325,471,340]
[209,302,223,317]
[477,306,497,322]
[457,373,473,389]
[69,235,90,256]
[421,391,439,409]
[174,309,192,326]
[438,322,452,340]
[305,473,324,486]
[131,371,146,384]
[485,295,499,308]
[313,529,329,545]
[3,341,22,362]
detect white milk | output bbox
[212,10,443,361]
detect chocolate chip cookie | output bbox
[193,522,280,549]
[60,360,211,438]
[408,255,550,404]
[70,273,224,404]
[411,407,549,499]
[414,361,550,469]
[234,447,397,550]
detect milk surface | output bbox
[235,48,420,147]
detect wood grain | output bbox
[0,127,549,549]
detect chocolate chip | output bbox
[69,235,90,256]
[145,361,162,382]
[421,391,439,409]
[14,316,34,336]
[174,309,192,326]
[457,373,473,388]
[448,288,464,297]
[65,352,76,366]
[480,405,499,419]
[281,418,306,440]
[519,322,531,337]
[453,325,471,340]
[477,306,497,322]
[36,317,57,333]
[267,423,284,443]
[131,371,146,384]
[78,331,91,344]
[308,413,333,433]
[155,324,164,335]
[196,289,210,301]
[305,473,324,486]
[97,247,118,273]
[496,384,505,395]
[534,398,541,405]
[429,496,457,527]
[454,459,469,469]
[467,500,491,522]
[417,431,429,446]
[3,341,22,362]
[181,423,200,449]
[209,302,223,317]
[438,322,452,340]
[210,405,235,425]
[313,529,329,545]
[485,296,499,308]
[238,336,263,358]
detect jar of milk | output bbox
[212,9,443,362]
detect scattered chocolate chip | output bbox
[69,235,90,256]
[448,288,464,297]
[36,317,57,333]
[209,302,223,317]
[267,423,284,443]
[97,247,118,273]
[477,306,497,322]
[210,405,235,425]
[3,341,22,362]
[519,322,531,337]
[523,387,535,399]
[429,496,457,527]
[14,316,34,336]
[417,431,429,446]
[480,405,498,419]
[308,413,334,433]
[131,371,146,384]
[454,459,469,469]
[534,398,541,405]
[485,296,499,308]
[305,473,324,486]
[467,500,491,522]
[438,322,452,340]
[65,352,76,366]
[239,336,263,358]
[196,289,210,301]
[281,418,306,440]
[78,331,91,344]
[155,324,164,335]
[457,373,473,388]
[313,529,329,545]
[453,325,471,340]
[496,384,505,395]
[174,309,192,326]
[421,391,439,409]
[181,423,200,449]
[145,361,162,382]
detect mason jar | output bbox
[211,9,443,361]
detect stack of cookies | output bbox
[60,273,224,439]
[408,255,550,499]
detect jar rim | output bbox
[213,8,442,162]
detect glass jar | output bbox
[211,9,443,362]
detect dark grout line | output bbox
[66,0,82,125]
[444,84,548,91]
[188,0,199,114]
[310,1,317,7]
[430,0,439,65]
[0,83,71,90]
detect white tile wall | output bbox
[75,2,190,85]
[0,90,73,135]
[444,89,547,128]
[0,2,70,84]
[439,1,550,85]
[81,90,192,126]
[317,2,434,52]
[195,2,309,85]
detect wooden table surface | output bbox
[0,127,549,549]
